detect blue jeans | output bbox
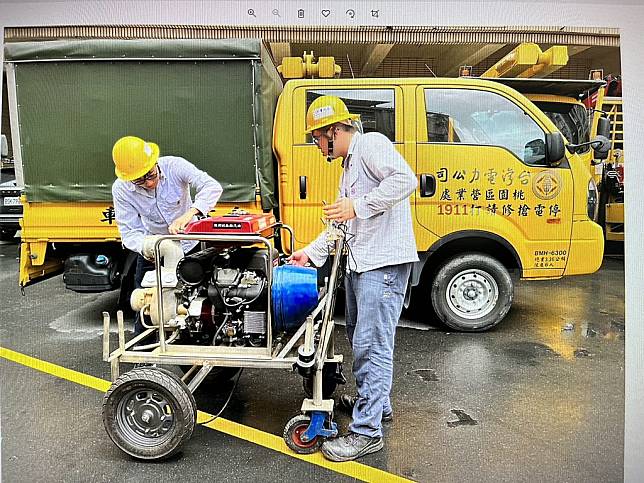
[344,263,412,438]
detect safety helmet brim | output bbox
[304,114,360,135]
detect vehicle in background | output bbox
[488,77,610,211]
[473,43,619,242]
[499,77,622,243]
[275,76,605,331]
[583,73,624,242]
[0,134,22,241]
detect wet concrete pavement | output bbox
[0,239,624,482]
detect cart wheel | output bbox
[102,367,196,460]
[283,415,322,454]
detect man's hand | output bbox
[169,208,200,234]
[288,250,310,267]
[323,197,356,222]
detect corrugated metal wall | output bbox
[4,25,620,47]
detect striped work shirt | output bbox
[304,132,419,273]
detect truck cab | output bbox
[273,77,604,331]
[492,77,620,241]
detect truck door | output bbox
[288,86,404,249]
[415,85,574,274]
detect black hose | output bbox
[198,368,244,426]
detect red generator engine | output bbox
[184,212,277,237]
[169,211,317,347]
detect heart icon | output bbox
[321,9,331,17]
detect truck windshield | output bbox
[534,101,590,152]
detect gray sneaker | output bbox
[339,394,393,422]
[321,432,384,462]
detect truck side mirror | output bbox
[545,132,565,166]
[597,116,611,139]
[591,135,610,161]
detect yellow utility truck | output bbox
[4,39,606,331]
[488,77,610,202]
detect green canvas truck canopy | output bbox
[4,39,282,209]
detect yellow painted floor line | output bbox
[0,346,415,483]
[0,346,112,392]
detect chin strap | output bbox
[326,126,341,163]
[326,134,335,163]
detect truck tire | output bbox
[431,253,513,332]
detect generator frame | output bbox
[101,223,345,458]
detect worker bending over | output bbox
[111,135,222,335]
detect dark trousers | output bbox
[135,255,155,289]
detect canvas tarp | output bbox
[4,39,282,209]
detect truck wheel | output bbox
[0,228,17,241]
[431,253,513,332]
[102,367,196,460]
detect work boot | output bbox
[339,394,394,422]
[321,432,384,462]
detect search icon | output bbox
[248,8,256,17]
[272,8,281,17]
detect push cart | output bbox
[101,213,347,459]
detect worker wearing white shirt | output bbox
[289,97,418,462]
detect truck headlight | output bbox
[587,178,598,220]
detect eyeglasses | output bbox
[311,127,333,146]
[131,166,158,186]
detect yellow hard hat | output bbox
[305,96,359,134]
[112,136,160,181]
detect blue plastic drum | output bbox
[272,265,318,333]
